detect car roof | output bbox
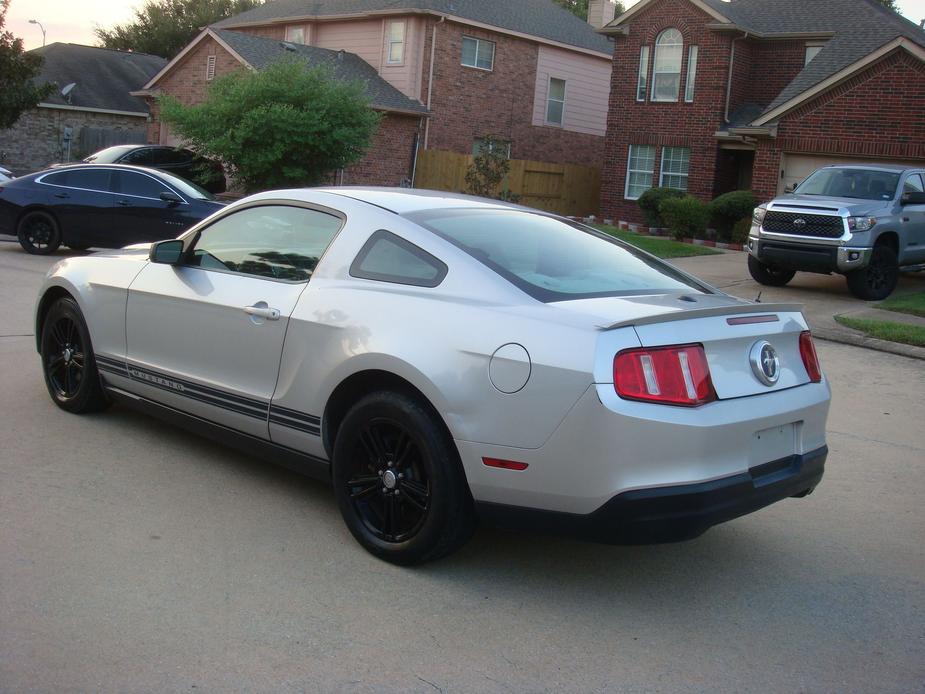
[306,187,535,215]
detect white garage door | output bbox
[780,153,925,195]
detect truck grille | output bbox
[763,211,844,238]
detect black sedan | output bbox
[0,164,225,254]
[79,145,226,193]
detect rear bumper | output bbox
[476,445,826,544]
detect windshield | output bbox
[83,145,138,164]
[157,170,216,201]
[795,168,900,201]
[406,209,709,302]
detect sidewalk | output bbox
[670,251,925,360]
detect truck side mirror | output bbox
[900,191,925,205]
[784,184,796,194]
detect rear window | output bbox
[795,168,900,200]
[405,209,708,302]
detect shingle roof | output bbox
[213,0,613,54]
[214,29,428,113]
[30,43,167,114]
[698,0,925,121]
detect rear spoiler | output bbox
[604,303,805,330]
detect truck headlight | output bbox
[752,207,767,224]
[847,216,876,232]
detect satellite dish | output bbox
[61,82,76,103]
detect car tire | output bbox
[846,244,899,301]
[748,255,796,287]
[17,210,62,255]
[332,390,476,565]
[40,297,110,414]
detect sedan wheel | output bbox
[41,297,109,413]
[18,210,62,255]
[332,391,475,564]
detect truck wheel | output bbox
[748,255,796,287]
[846,245,898,301]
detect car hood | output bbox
[775,194,891,216]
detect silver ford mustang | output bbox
[34,188,830,564]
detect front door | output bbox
[112,169,190,243]
[901,173,925,264]
[124,203,345,437]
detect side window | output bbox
[903,174,924,193]
[188,205,343,281]
[114,171,172,198]
[66,169,113,192]
[121,149,152,164]
[350,230,447,287]
[42,171,71,187]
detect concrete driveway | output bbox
[1,240,924,692]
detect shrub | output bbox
[637,187,685,228]
[465,134,519,201]
[710,190,757,242]
[660,195,710,241]
[731,217,752,245]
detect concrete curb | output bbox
[814,326,925,361]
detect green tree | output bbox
[0,0,53,130]
[552,0,624,21]
[873,0,898,10]
[158,59,382,192]
[95,0,263,59]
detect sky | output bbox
[6,0,925,51]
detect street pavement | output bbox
[1,239,924,693]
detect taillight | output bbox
[799,330,822,382]
[614,343,716,407]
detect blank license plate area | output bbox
[749,423,796,467]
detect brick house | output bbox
[133,0,616,186]
[0,44,166,175]
[599,0,925,224]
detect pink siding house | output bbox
[133,0,617,188]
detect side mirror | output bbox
[160,191,183,206]
[149,239,184,265]
[784,184,796,194]
[900,191,925,205]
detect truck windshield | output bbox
[795,168,900,201]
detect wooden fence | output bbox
[414,149,600,217]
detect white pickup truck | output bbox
[748,164,925,300]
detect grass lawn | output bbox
[877,292,925,318]
[590,224,721,259]
[834,315,925,348]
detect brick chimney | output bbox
[587,0,617,29]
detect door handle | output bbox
[54,192,69,199]
[243,304,280,320]
[116,199,131,206]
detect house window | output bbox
[206,55,216,81]
[805,43,824,65]
[461,36,495,71]
[388,21,405,64]
[652,28,683,102]
[625,145,656,199]
[286,26,305,44]
[546,78,566,125]
[636,46,649,101]
[659,146,690,191]
[684,46,698,102]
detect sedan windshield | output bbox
[795,168,900,200]
[157,170,216,201]
[83,145,139,164]
[406,209,708,302]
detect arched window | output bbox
[652,28,683,102]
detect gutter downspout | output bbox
[724,31,748,124]
[423,15,445,149]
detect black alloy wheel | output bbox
[18,210,62,255]
[846,244,899,301]
[40,297,109,413]
[332,391,475,564]
[345,418,431,543]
